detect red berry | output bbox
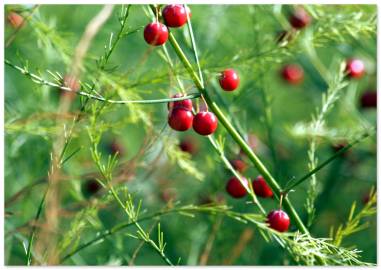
[192,111,218,136]
[109,140,125,156]
[226,176,248,198]
[162,4,191,28]
[331,141,350,157]
[289,8,311,29]
[179,137,197,155]
[346,59,365,79]
[281,64,304,84]
[143,22,168,46]
[362,193,370,205]
[168,107,193,131]
[7,12,24,29]
[219,69,240,91]
[230,159,247,173]
[253,175,273,198]
[168,93,193,111]
[82,178,102,198]
[267,210,290,232]
[360,90,377,109]
[160,189,176,202]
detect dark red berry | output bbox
[7,12,24,29]
[230,159,247,173]
[82,179,102,198]
[109,140,125,156]
[331,141,350,157]
[360,90,377,109]
[168,93,193,111]
[143,22,168,46]
[346,59,365,79]
[281,64,304,84]
[179,137,198,155]
[289,8,311,29]
[162,4,191,28]
[160,188,176,202]
[253,175,273,198]
[219,69,240,91]
[168,107,193,131]
[362,193,370,205]
[226,176,248,198]
[193,111,218,136]
[267,210,290,232]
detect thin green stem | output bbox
[208,138,266,215]
[61,203,256,263]
[26,187,48,265]
[5,59,201,104]
[98,5,131,70]
[184,4,204,87]
[283,130,373,194]
[166,30,309,235]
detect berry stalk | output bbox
[167,31,309,235]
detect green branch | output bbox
[283,130,374,194]
[165,19,309,235]
[5,59,200,104]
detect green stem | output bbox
[208,137,266,215]
[283,130,373,194]
[5,59,201,105]
[26,187,48,265]
[61,204,232,263]
[167,32,309,235]
[108,184,173,266]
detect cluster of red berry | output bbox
[227,157,289,231]
[226,174,289,232]
[166,68,239,136]
[279,8,310,85]
[143,4,191,46]
[167,94,218,135]
[145,5,288,232]
[280,9,376,111]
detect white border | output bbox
[1,1,379,269]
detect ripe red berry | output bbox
[82,178,102,198]
[253,175,273,198]
[168,107,193,131]
[179,137,198,155]
[7,12,24,29]
[331,141,350,157]
[360,90,377,109]
[143,22,168,46]
[281,64,304,85]
[346,59,365,79]
[267,210,290,232]
[289,8,311,29]
[230,159,247,173]
[168,93,193,111]
[192,111,218,136]
[226,176,248,198]
[219,69,240,91]
[162,4,191,28]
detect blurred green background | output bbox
[4,4,377,265]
